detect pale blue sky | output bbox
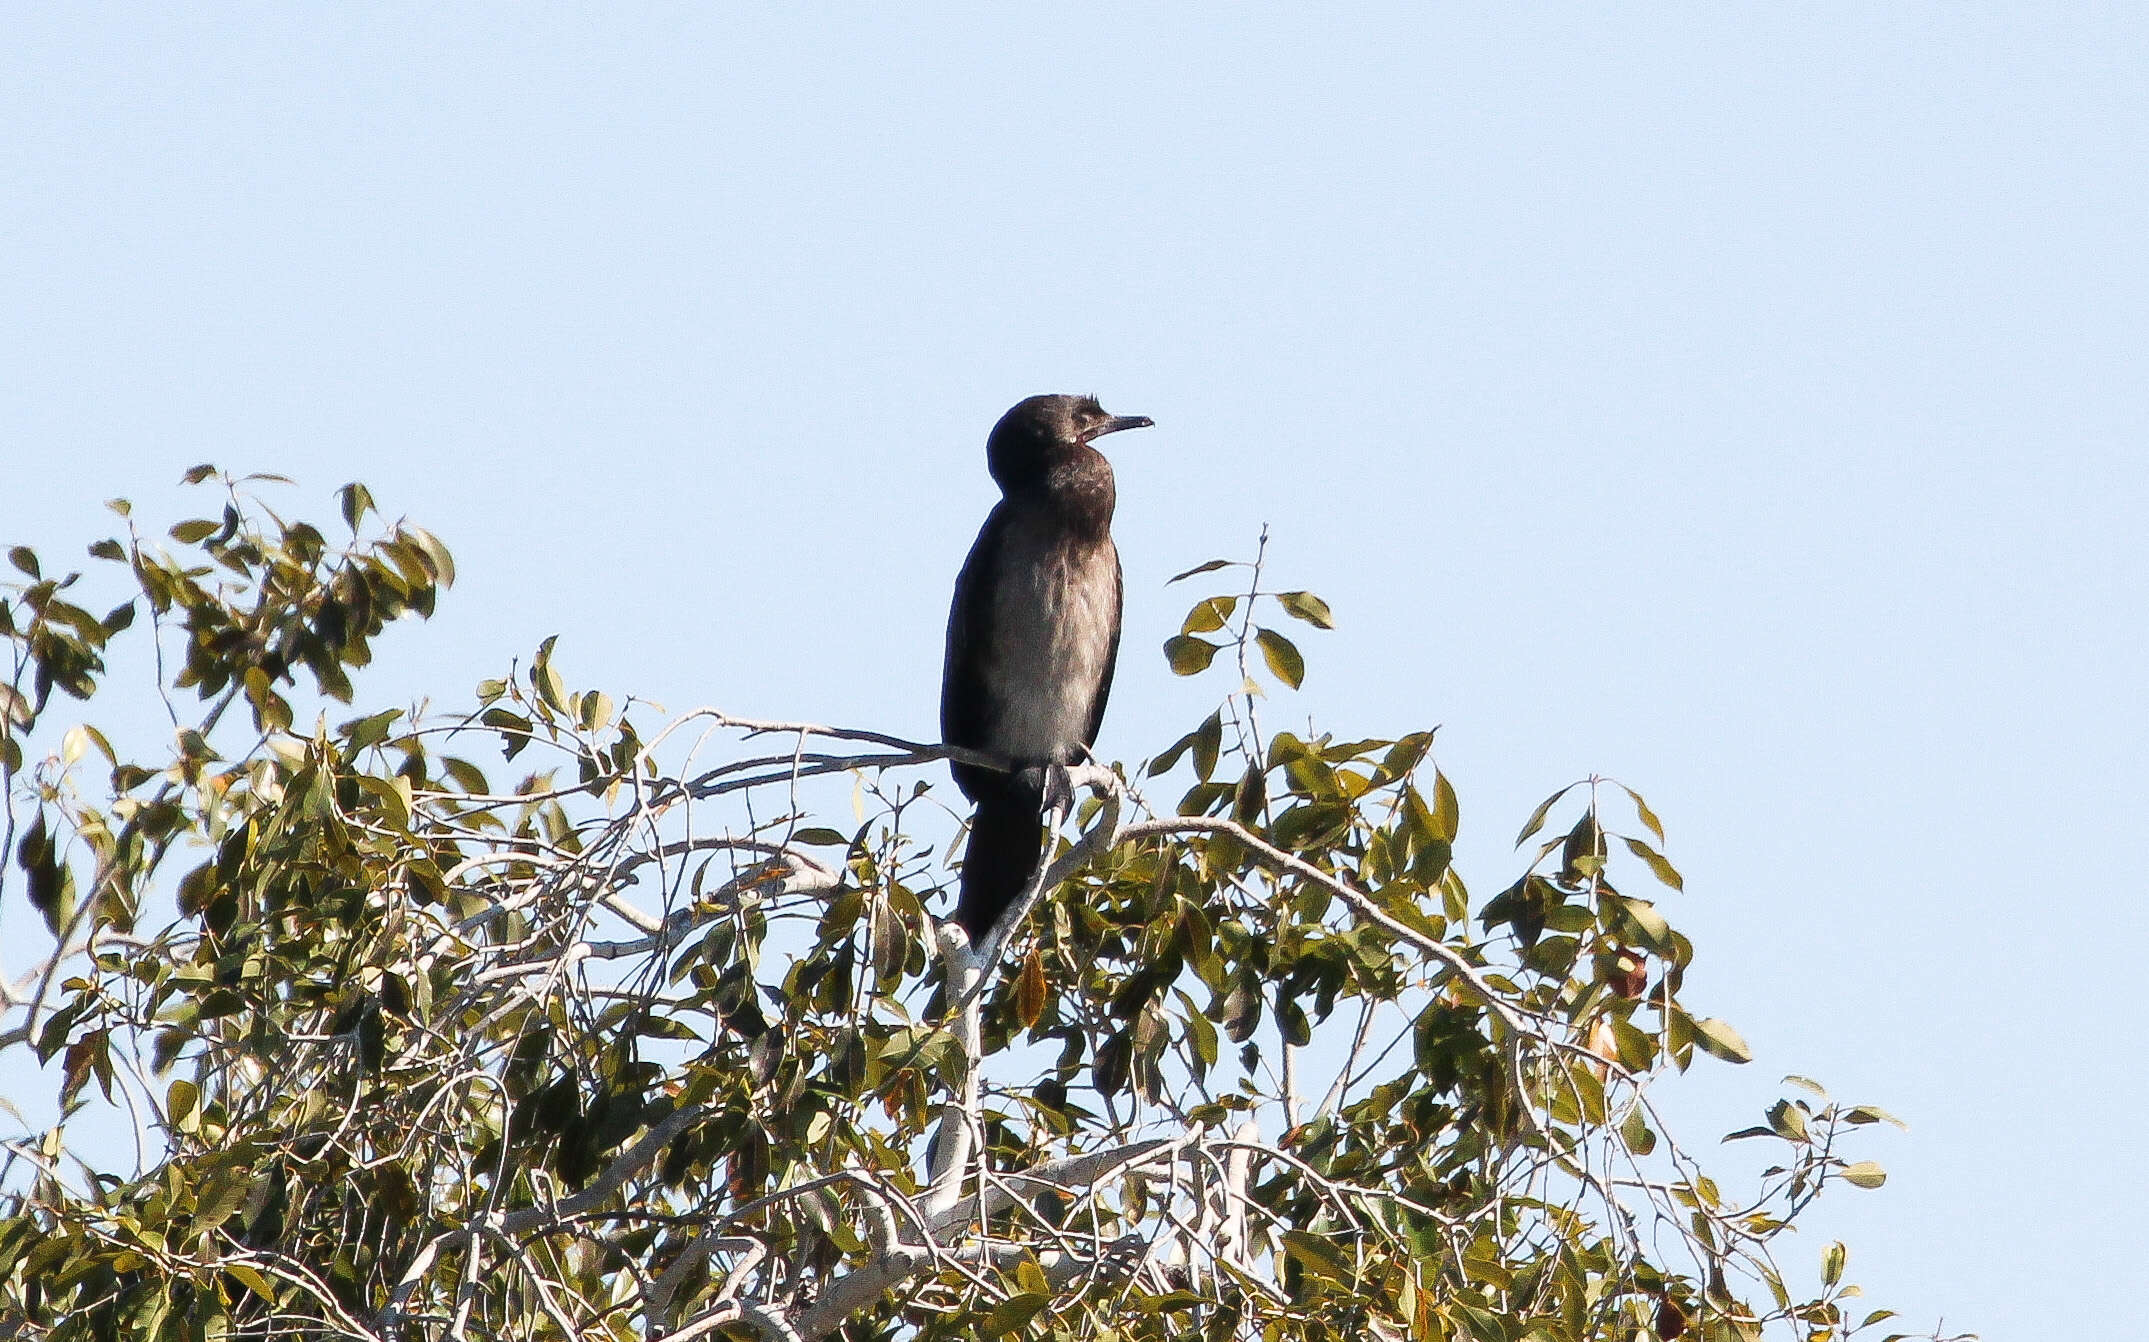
[6,9,2145,1336]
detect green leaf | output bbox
[1515,782,1579,848]
[168,1079,200,1130]
[340,708,404,752]
[538,661,568,713]
[1691,1017,1752,1064]
[339,482,376,531]
[1430,769,1459,843]
[578,690,615,731]
[1275,589,1335,629]
[1276,995,1310,1046]
[1181,992,1218,1072]
[1766,1099,1809,1143]
[1619,1104,1657,1155]
[1839,1161,1888,1189]
[225,1263,277,1303]
[480,708,532,759]
[170,519,220,544]
[1282,1229,1354,1284]
[1377,731,1432,783]
[191,1171,254,1234]
[352,775,411,831]
[1822,1240,1846,1287]
[1253,627,1304,689]
[1610,895,1673,954]
[1618,781,1665,842]
[400,524,457,587]
[1843,1105,1908,1130]
[1147,727,1197,776]
[1014,1255,1050,1298]
[19,811,71,937]
[1163,635,1221,676]
[1166,558,1235,584]
[1622,836,1684,891]
[64,724,116,767]
[7,547,39,578]
[986,1291,1050,1334]
[181,464,218,484]
[1191,710,1222,781]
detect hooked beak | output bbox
[1081,413,1154,443]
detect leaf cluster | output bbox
[0,494,1952,1342]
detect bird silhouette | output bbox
[941,394,1153,942]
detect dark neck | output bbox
[1002,445,1116,540]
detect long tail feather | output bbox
[955,782,1045,942]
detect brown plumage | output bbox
[941,394,1152,941]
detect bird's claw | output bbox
[1041,761,1078,818]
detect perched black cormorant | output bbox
[941,394,1153,942]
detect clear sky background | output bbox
[4,9,2144,1336]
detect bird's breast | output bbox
[985,528,1119,762]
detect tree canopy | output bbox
[0,475,1955,1341]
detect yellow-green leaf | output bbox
[191,1171,253,1234]
[1692,1017,1751,1064]
[168,1079,200,1131]
[1430,769,1459,843]
[1611,896,1673,954]
[986,1291,1050,1334]
[1254,627,1304,689]
[1181,595,1237,635]
[1619,1104,1656,1155]
[1275,589,1335,629]
[1014,1255,1050,1297]
[400,524,457,587]
[225,1263,277,1303]
[1766,1098,1808,1142]
[1618,781,1665,842]
[1163,635,1220,676]
[1282,1229,1354,1283]
[339,482,375,531]
[1623,836,1684,891]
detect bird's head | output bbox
[986,394,1153,493]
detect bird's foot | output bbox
[1041,760,1079,819]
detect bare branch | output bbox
[497,1104,706,1237]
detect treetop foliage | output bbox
[0,475,1958,1341]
